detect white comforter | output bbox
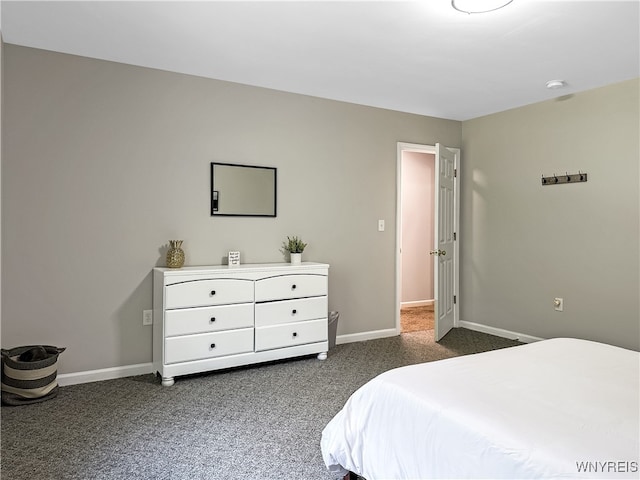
[321,338,640,479]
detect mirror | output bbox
[210,162,277,217]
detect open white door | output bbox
[433,144,457,341]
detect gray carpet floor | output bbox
[1,328,521,480]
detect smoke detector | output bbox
[546,80,567,90]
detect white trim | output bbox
[401,300,434,308]
[57,362,153,387]
[336,328,398,345]
[396,142,437,336]
[451,147,461,330]
[396,143,461,339]
[336,320,543,346]
[55,322,540,386]
[458,320,544,344]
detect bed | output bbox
[321,338,639,479]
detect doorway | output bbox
[399,150,435,333]
[396,142,460,339]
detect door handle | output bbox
[429,249,447,256]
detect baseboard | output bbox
[56,323,539,386]
[57,362,153,387]
[458,320,544,344]
[401,300,434,308]
[57,331,399,386]
[336,328,398,345]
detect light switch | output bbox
[378,220,385,232]
[554,297,564,312]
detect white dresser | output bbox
[153,262,329,386]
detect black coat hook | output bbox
[542,171,588,186]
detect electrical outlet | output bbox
[143,309,153,326]
[553,298,564,312]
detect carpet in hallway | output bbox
[401,305,434,332]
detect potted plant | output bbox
[281,236,307,265]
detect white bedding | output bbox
[321,338,640,479]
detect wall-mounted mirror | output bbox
[210,162,277,217]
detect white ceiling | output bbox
[1,0,639,121]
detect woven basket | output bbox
[1,345,65,406]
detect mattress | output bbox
[321,338,640,479]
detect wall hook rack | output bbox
[541,171,587,186]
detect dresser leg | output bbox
[161,376,175,387]
[317,351,328,360]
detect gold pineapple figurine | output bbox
[166,240,185,268]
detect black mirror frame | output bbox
[210,162,277,217]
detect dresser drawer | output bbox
[165,303,254,337]
[255,318,327,352]
[255,296,327,328]
[165,328,254,364]
[165,279,254,309]
[255,274,327,302]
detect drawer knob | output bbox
[210,290,216,296]
[292,309,297,315]
[292,332,298,337]
[291,284,297,290]
[210,343,216,349]
[210,317,216,323]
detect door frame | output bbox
[395,142,460,335]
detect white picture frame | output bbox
[228,251,241,267]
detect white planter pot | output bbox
[290,253,302,265]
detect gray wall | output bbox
[1,45,461,374]
[460,79,640,350]
[3,45,637,377]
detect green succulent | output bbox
[281,235,307,254]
